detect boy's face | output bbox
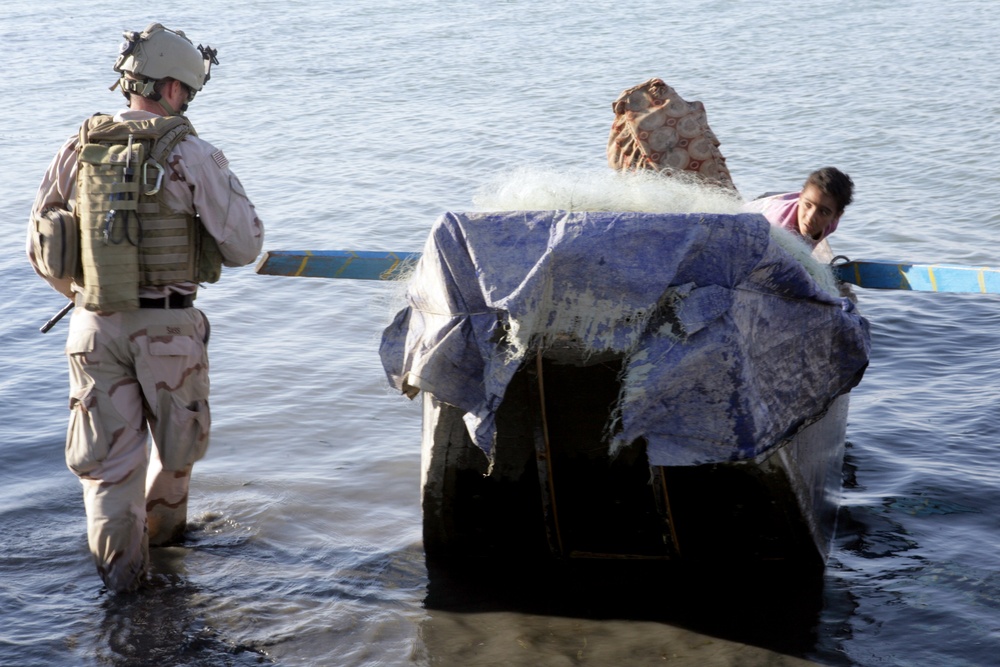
[797,184,842,241]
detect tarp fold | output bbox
[380,211,870,465]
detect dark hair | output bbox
[804,167,854,213]
[148,77,193,112]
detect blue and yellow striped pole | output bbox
[832,260,1000,294]
[255,250,1000,294]
[255,250,421,281]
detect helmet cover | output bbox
[114,23,217,95]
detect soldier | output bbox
[26,23,264,592]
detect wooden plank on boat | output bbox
[254,250,420,280]
[833,260,1000,294]
[256,250,1000,294]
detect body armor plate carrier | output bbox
[76,114,222,312]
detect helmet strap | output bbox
[157,97,181,116]
[120,75,158,99]
[118,75,186,116]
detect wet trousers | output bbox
[64,305,211,593]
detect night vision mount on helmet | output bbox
[113,23,218,110]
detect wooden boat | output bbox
[377,210,870,572]
[419,351,852,571]
[255,209,893,571]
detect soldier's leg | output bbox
[146,447,193,546]
[79,460,148,592]
[66,313,151,593]
[134,309,211,546]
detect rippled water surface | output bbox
[2,2,999,665]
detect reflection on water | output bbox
[94,548,270,666]
[86,536,837,666]
[825,445,1000,667]
[422,557,832,666]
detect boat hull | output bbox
[421,355,849,570]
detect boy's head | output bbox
[797,167,854,241]
[804,167,854,214]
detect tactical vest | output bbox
[75,114,223,312]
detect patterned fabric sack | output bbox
[607,78,737,192]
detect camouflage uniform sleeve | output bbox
[164,137,265,267]
[26,135,80,298]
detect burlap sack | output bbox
[607,78,736,192]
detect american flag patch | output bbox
[211,149,229,170]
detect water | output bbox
[2,1,999,665]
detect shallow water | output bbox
[2,2,1000,665]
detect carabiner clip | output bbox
[143,160,165,196]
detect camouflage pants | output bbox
[64,305,211,593]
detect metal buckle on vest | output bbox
[143,160,165,195]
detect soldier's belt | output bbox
[139,293,194,309]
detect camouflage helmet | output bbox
[114,23,218,100]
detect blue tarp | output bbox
[380,211,870,466]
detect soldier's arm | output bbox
[165,139,264,267]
